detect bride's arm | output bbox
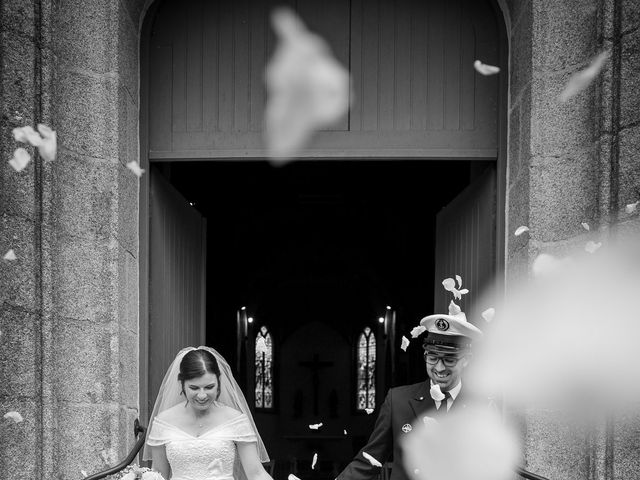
[151,445,171,480]
[237,442,274,480]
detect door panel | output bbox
[148,167,207,414]
[433,166,496,324]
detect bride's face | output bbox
[185,372,219,411]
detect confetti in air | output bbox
[365,408,374,415]
[448,301,462,316]
[343,429,348,435]
[585,241,602,254]
[429,383,445,402]
[362,452,382,467]
[514,225,529,236]
[3,411,23,423]
[402,406,520,480]
[9,148,31,172]
[581,222,590,231]
[442,277,468,300]
[308,423,323,430]
[81,471,88,478]
[3,249,17,261]
[12,124,57,161]
[481,307,495,322]
[288,475,302,480]
[264,7,351,161]
[410,325,426,338]
[126,161,145,178]
[400,336,410,352]
[625,201,639,214]
[311,453,318,470]
[559,51,610,103]
[473,60,500,76]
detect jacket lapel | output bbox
[408,381,432,418]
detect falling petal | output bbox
[4,411,23,423]
[442,278,456,291]
[429,384,445,402]
[625,201,639,214]
[81,471,88,478]
[559,51,610,103]
[309,422,323,430]
[585,241,602,254]
[458,289,469,295]
[410,325,426,338]
[288,475,302,480]
[473,60,500,76]
[9,147,31,172]
[3,249,17,261]
[311,453,318,470]
[264,7,351,161]
[481,308,495,323]
[343,429,348,435]
[514,225,529,236]
[581,222,590,231]
[452,290,462,300]
[12,125,43,146]
[362,452,382,468]
[400,336,410,352]
[448,301,461,316]
[365,408,374,415]
[36,124,57,161]
[126,161,145,178]
[455,275,462,288]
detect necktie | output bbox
[438,391,452,415]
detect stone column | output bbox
[0,0,145,478]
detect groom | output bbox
[336,306,483,480]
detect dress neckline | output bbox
[156,413,246,438]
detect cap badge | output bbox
[401,423,412,433]
[435,318,450,331]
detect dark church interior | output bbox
[154,159,492,477]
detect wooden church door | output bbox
[433,165,497,323]
[146,166,208,417]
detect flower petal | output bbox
[265,7,351,161]
[585,241,602,254]
[481,308,496,323]
[455,275,462,288]
[36,124,57,161]
[459,288,469,295]
[309,422,323,430]
[442,278,456,291]
[473,60,500,76]
[625,201,639,214]
[3,411,23,423]
[514,225,529,236]
[12,126,43,146]
[410,325,427,338]
[362,451,383,467]
[9,147,31,172]
[400,336,410,352]
[429,383,445,402]
[365,408,374,414]
[311,453,318,470]
[448,301,462,316]
[343,429,348,435]
[81,470,88,478]
[126,161,145,178]
[559,50,610,102]
[3,249,17,261]
[288,475,302,480]
[581,222,590,231]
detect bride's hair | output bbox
[178,349,222,399]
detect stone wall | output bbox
[504,0,640,479]
[0,0,145,478]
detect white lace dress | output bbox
[146,414,258,480]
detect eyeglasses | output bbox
[423,353,463,367]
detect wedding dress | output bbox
[146,414,258,480]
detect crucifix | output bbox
[299,353,334,415]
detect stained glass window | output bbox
[255,326,274,409]
[357,326,376,410]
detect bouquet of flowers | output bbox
[106,464,164,480]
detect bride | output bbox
[143,347,273,480]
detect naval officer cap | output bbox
[419,301,483,354]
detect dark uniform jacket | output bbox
[336,381,469,480]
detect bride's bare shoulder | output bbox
[157,403,187,422]
[216,403,243,420]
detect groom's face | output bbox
[424,349,469,392]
